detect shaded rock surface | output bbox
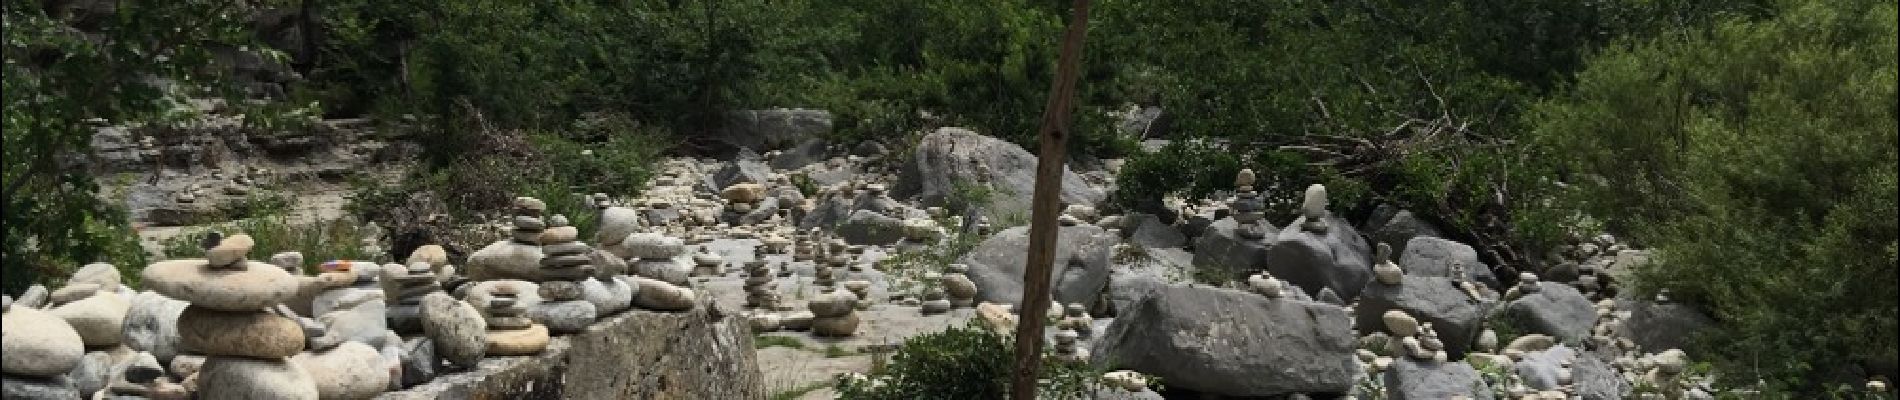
[1091,284,1357,397]
[1382,358,1493,400]
[960,225,1116,307]
[1356,275,1495,358]
[893,127,1104,218]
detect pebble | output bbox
[540,226,580,245]
[485,324,551,356]
[141,259,300,311]
[1382,310,1420,337]
[176,306,306,359]
[205,234,257,267]
[405,245,449,268]
[1,306,86,377]
[580,277,636,315]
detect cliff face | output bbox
[377,302,764,400]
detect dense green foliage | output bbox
[2,1,282,292]
[1529,0,1897,389]
[834,325,1101,399]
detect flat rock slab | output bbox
[757,307,975,353]
[375,304,763,400]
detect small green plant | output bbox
[833,324,1105,400]
[754,335,808,351]
[161,216,376,273]
[823,345,855,358]
[944,179,995,218]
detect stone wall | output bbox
[376,304,763,400]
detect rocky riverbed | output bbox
[7,115,1878,400]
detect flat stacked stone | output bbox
[808,289,860,337]
[623,232,693,286]
[141,234,319,400]
[532,229,598,335]
[691,247,726,277]
[941,264,979,308]
[381,261,441,334]
[742,261,780,310]
[1052,328,1088,363]
[920,272,952,315]
[482,289,549,356]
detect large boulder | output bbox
[1264,215,1373,300]
[1365,208,1444,256]
[1514,344,1629,400]
[1615,297,1716,352]
[894,127,1104,218]
[703,152,773,192]
[1399,236,1499,289]
[1090,285,1358,396]
[1190,218,1275,276]
[1499,283,1597,343]
[121,290,190,365]
[796,191,859,230]
[1381,358,1493,400]
[960,225,1116,307]
[1120,213,1186,249]
[710,109,832,152]
[834,210,905,246]
[1356,275,1496,358]
[769,138,829,170]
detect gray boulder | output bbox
[769,138,829,170]
[796,191,858,230]
[1264,215,1373,300]
[960,225,1116,307]
[1121,213,1186,249]
[1514,345,1629,400]
[398,337,437,388]
[1616,297,1716,352]
[1366,208,1444,256]
[893,127,1104,219]
[121,291,189,365]
[712,109,833,151]
[1356,275,1496,358]
[1,375,79,400]
[1382,358,1493,400]
[1190,218,1275,278]
[1500,283,1597,343]
[704,152,773,191]
[1399,236,1500,290]
[835,210,905,246]
[1090,284,1358,397]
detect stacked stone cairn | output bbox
[532,214,600,335]
[382,261,441,335]
[1504,272,1542,301]
[691,247,726,277]
[842,280,874,310]
[742,260,780,310]
[941,264,979,308]
[973,216,994,236]
[1052,328,1088,363]
[625,232,693,286]
[1057,303,1094,339]
[1230,168,1269,239]
[808,288,861,337]
[482,287,550,356]
[1372,243,1404,285]
[1299,183,1331,233]
[919,272,952,315]
[142,234,321,399]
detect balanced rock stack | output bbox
[1230,168,1268,239]
[919,273,951,315]
[531,216,599,335]
[1058,303,1094,338]
[941,264,979,308]
[1373,243,1404,285]
[742,261,780,310]
[2,293,88,398]
[623,232,693,286]
[382,261,441,334]
[141,234,320,399]
[691,247,726,277]
[483,288,550,356]
[842,280,874,310]
[808,289,861,337]
[1052,328,1088,363]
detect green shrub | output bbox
[834,325,1103,400]
[1528,0,1897,390]
[161,217,377,273]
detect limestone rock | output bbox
[176,306,305,359]
[289,341,390,400]
[1398,236,1499,289]
[893,127,1104,218]
[196,357,319,400]
[1090,284,1357,396]
[1190,218,1275,278]
[2,306,86,377]
[419,293,486,368]
[1357,275,1497,358]
[580,277,636,316]
[205,234,257,267]
[1264,214,1373,301]
[960,225,1116,307]
[141,259,300,311]
[1500,282,1598,342]
[465,241,545,282]
[485,324,551,356]
[405,245,449,269]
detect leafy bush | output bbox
[834,325,1102,400]
[1528,0,1897,390]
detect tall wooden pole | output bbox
[1010,0,1092,398]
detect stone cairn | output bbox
[625,232,693,286]
[1247,271,1288,299]
[792,229,819,262]
[1299,184,1331,233]
[142,234,321,399]
[533,213,600,335]
[1230,168,1269,239]
[1057,303,1094,339]
[691,247,726,277]
[1052,328,1088,363]
[382,261,441,335]
[1504,272,1542,301]
[482,287,549,356]
[808,288,861,337]
[919,272,952,315]
[722,182,767,222]
[814,241,848,288]
[973,216,994,236]
[1373,243,1404,285]
[842,279,874,310]
[941,264,979,308]
[742,260,781,310]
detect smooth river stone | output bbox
[485,324,551,356]
[204,234,257,267]
[1,306,86,377]
[48,291,130,347]
[121,291,190,365]
[70,263,124,292]
[529,300,596,335]
[176,306,305,359]
[419,293,486,368]
[289,341,390,400]
[141,260,300,312]
[196,357,319,400]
